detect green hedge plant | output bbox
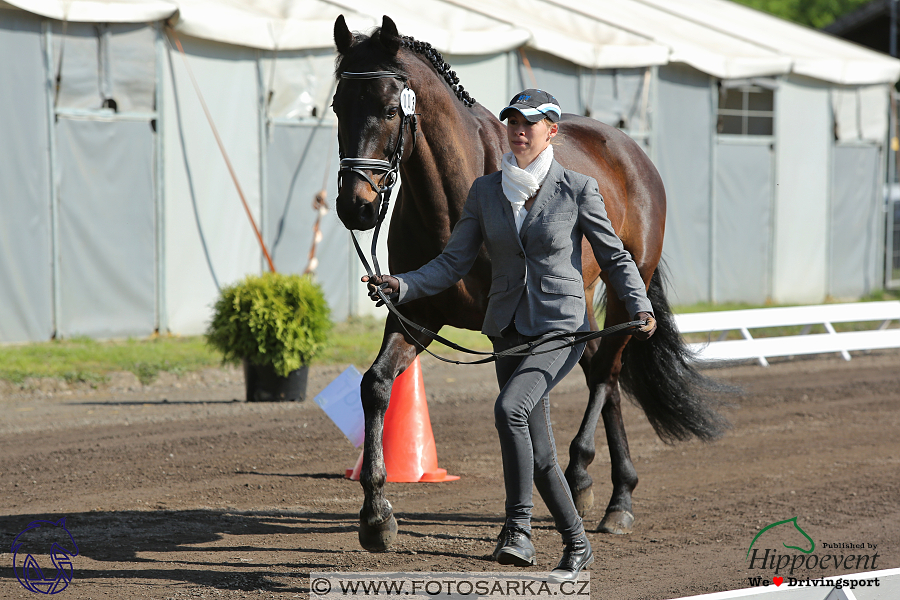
[206,273,332,377]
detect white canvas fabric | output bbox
[170,0,374,52]
[441,0,669,68]
[6,0,176,22]
[327,0,530,55]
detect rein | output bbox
[337,71,647,365]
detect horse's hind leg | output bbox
[565,299,638,534]
[565,332,601,517]
[594,333,638,534]
[357,320,419,551]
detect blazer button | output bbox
[517,251,525,258]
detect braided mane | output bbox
[398,36,476,107]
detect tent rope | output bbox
[518,47,538,88]
[167,27,277,273]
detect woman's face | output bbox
[506,111,558,167]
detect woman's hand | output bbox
[633,312,656,341]
[361,274,399,306]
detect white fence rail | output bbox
[674,301,900,366]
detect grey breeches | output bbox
[492,324,586,543]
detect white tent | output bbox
[1,0,898,343]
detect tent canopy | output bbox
[636,0,900,85]
[6,0,900,84]
[5,0,177,22]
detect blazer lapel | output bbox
[519,160,564,237]
[493,175,525,250]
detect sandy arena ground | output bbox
[1,349,898,599]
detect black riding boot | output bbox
[548,533,593,583]
[492,525,536,567]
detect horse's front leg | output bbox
[358,321,421,552]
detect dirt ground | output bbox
[1,348,898,600]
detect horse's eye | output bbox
[385,106,399,119]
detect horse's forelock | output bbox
[334,28,405,80]
[334,30,475,107]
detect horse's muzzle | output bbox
[336,193,380,231]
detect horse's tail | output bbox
[619,263,732,443]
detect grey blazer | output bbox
[396,160,653,338]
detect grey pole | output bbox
[43,21,62,339]
[891,0,898,57]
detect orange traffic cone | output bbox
[346,357,459,483]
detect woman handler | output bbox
[363,89,656,582]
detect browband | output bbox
[340,71,407,81]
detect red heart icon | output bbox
[773,577,784,587]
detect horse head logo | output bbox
[12,517,79,594]
[747,516,815,558]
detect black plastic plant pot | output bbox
[242,359,309,402]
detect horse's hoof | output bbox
[359,512,398,552]
[572,486,594,518]
[597,510,634,535]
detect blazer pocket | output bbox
[540,275,583,297]
[543,211,575,223]
[488,275,509,296]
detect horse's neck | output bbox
[400,98,504,226]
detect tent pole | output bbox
[649,65,659,165]
[42,20,62,339]
[891,0,897,58]
[886,0,898,288]
[257,51,269,275]
[155,22,167,334]
[709,76,718,305]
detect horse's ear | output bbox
[334,15,354,55]
[378,15,401,55]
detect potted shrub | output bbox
[206,272,331,402]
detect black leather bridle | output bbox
[335,70,646,364]
[337,70,417,277]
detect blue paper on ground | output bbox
[314,365,365,447]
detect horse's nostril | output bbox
[359,201,376,220]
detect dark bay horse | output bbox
[332,15,728,552]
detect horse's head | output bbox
[332,15,410,231]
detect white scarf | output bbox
[501,145,554,233]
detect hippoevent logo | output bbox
[11,518,79,594]
[747,516,815,558]
[745,517,881,589]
